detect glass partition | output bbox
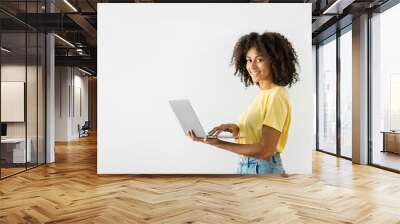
[27,31,38,169]
[0,1,46,179]
[26,0,43,170]
[0,31,28,178]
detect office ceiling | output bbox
[0,0,392,75]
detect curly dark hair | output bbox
[231,31,299,88]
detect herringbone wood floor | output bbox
[1,134,400,224]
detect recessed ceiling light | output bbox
[78,67,93,76]
[63,0,78,12]
[54,34,75,48]
[1,47,11,53]
[323,0,354,15]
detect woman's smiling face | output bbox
[245,47,272,84]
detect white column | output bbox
[46,33,55,163]
[352,14,369,164]
[45,1,55,163]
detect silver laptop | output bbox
[169,99,240,139]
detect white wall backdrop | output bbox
[98,3,313,174]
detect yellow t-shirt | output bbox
[236,86,291,153]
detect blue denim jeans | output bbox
[237,153,285,174]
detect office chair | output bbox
[79,121,90,138]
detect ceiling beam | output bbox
[322,0,356,14]
[55,55,96,69]
[67,13,97,46]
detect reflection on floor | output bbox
[341,148,352,158]
[0,167,25,177]
[0,135,400,223]
[373,150,400,171]
[0,162,41,178]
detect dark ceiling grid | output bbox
[0,0,393,76]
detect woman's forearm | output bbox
[214,140,274,160]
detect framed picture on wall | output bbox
[1,81,25,122]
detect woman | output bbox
[187,31,299,174]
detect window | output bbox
[339,28,352,158]
[317,36,337,154]
[370,2,400,171]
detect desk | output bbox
[381,131,400,154]
[1,138,31,163]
